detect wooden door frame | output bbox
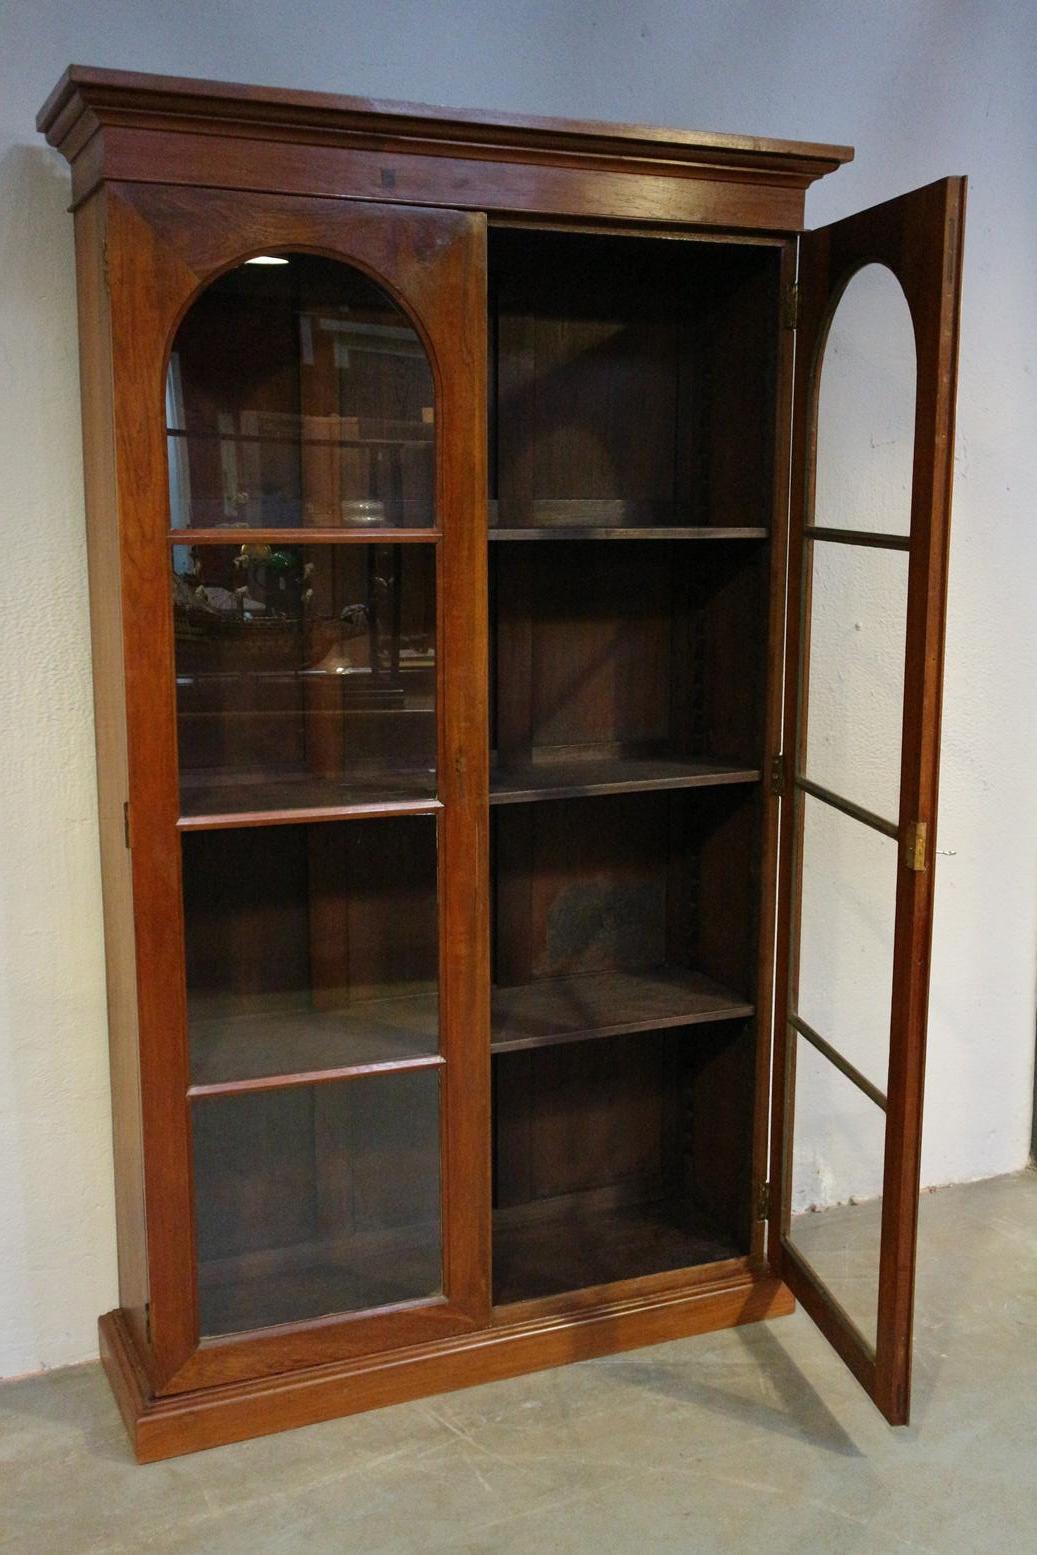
[769,177,966,1422]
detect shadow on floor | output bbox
[604,1319,863,1457]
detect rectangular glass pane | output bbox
[167,253,435,531]
[184,817,439,1086]
[787,1035,885,1348]
[173,543,436,816]
[797,793,894,1094]
[803,539,907,823]
[193,1068,442,1336]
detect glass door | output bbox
[771,178,965,1424]
[103,185,488,1392]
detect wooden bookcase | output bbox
[37,67,965,1460]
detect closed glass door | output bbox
[103,185,488,1392]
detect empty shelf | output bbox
[491,967,753,1054]
[490,527,768,541]
[493,1195,742,1305]
[487,498,768,541]
[490,755,759,804]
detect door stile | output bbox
[433,217,492,1326]
[751,235,799,1267]
[874,180,966,1421]
[105,186,202,1388]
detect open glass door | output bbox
[771,178,966,1423]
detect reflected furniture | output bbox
[37,67,964,1459]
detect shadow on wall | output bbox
[0,141,118,1379]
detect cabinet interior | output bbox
[487,227,780,1303]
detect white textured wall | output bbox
[2,0,1034,1377]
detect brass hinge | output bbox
[144,1302,151,1342]
[782,281,800,330]
[756,1181,772,1220]
[902,819,928,872]
[769,755,785,798]
[123,801,132,850]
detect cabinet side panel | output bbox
[73,192,150,1357]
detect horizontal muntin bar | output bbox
[795,776,899,841]
[805,526,911,551]
[169,528,439,545]
[177,798,443,832]
[789,1013,887,1111]
[188,1051,445,1100]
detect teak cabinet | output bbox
[37,66,965,1461]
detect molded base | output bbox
[100,1269,795,1462]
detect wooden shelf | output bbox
[490,527,768,541]
[490,754,759,805]
[189,966,750,1094]
[488,500,771,544]
[188,993,441,1094]
[493,1193,742,1306]
[487,498,767,540]
[491,967,753,1054]
[178,769,439,829]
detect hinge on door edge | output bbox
[782,281,800,330]
[123,801,131,849]
[902,819,928,872]
[756,1182,772,1220]
[769,755,785,798]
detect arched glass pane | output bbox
[167,254,435,530]
[814,264,916,536]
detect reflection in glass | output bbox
[814,264,916,536]
[797,794,895,1094]
[787,1035,884,1347]
[173,543,436,815]
[167,254,435,530]
[194,1068,442,1336]
[803,540,907,822]
[183,816,440,1087]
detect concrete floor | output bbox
[2,1170,1035,1555]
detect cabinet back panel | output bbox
[496,1035,667,1204]
[527,793,669,977]
[529,545,671,751]
[182,817,438,1018]
[493,789,756,990]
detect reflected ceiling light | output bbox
[246,254,289,265]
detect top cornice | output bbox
[38,65,853,188]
